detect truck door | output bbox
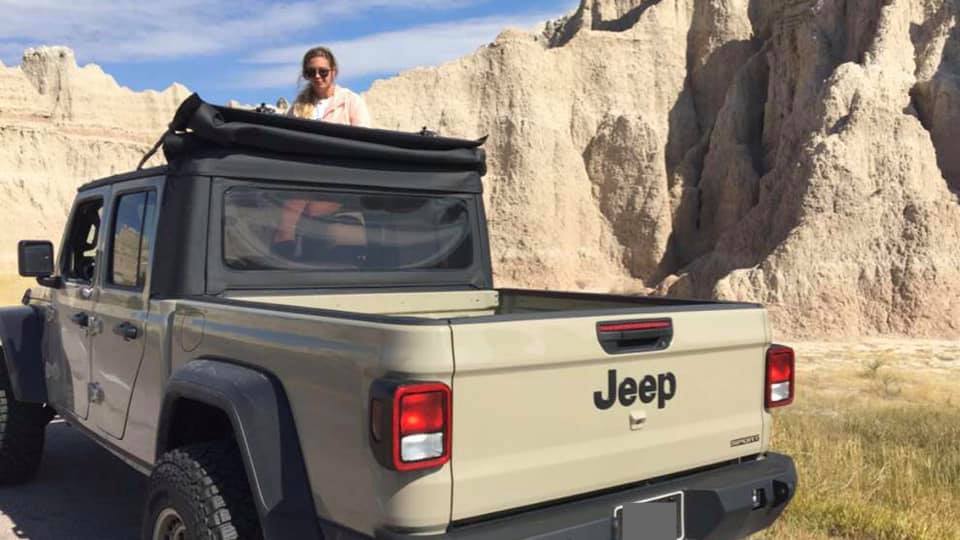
[89,179,160,439]
[46,193,107,421]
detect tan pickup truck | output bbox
[0,95,796,540]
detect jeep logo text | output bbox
[593,369,677,410]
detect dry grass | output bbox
[0,274,32,305]
[757,343,960,540]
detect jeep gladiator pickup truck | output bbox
[0,95,796,540]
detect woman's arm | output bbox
[350,94,372,128]
[274,199,308,243]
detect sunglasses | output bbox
[303,67,332,79]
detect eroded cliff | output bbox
[0,47,188,273]
[366,0,960,338]
[2,1,958,339]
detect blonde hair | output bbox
[291,46,338,119]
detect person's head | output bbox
[301,46,338,99]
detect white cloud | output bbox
[0,0,478,64]
[234,13,552,90]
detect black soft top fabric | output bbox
[162,94,487,179]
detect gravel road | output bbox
[0,419,145,540]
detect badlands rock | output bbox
[683,0,960,338]
[3,0,959,339]
[0,47,188,273]
[367,0,960,338]
[368,1,697,291]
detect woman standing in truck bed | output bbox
[288,46,371,128]
[277,46,372,256]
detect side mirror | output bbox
[18,240,55,277]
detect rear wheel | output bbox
[152,507,188,540]
[143,441,262,540]
[0,358,52,485]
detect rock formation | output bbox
[3,1,959,339]
[366,0,960,338]
[0,47,188,273]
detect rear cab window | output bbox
[223,187,474,272]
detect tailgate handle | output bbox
[597,319,673,354]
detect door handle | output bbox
[114,321,139,341]
[70,312,90,327]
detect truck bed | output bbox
[202,289,771,527]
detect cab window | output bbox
[61,199,103,283]
[223,187,474,272]
[108,191,157,289]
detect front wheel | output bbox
[142,441,262,540]
[0,359,52,485]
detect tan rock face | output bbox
[3,1,958,339]
[0,46,188,272]
[366,0,960,338]
[672,0,960,339]
[368,0,697,292]
[912,0,960,192]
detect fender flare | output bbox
[0,305,47,403]
[157,359,322,540]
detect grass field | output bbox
[758,341,960,540]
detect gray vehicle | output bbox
[0,95,797,540]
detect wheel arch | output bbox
[0,305,47,403]
[157,359,322,540]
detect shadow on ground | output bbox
[0,420,145,540]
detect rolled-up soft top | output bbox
[160,93,487,176]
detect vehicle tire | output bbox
[143,441,262,540]
[0,358,52,485]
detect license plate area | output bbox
[613,491,684,540]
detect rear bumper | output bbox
[375,453,796,540]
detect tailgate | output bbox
[449,307,770,520]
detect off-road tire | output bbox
[0,358,51,485]
[143,441,262,540]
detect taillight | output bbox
[765,345,795,408]
[370,381,451,472]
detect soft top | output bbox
[161,94,487,175]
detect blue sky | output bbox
[0,0,578,106]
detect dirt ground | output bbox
[0,420,144,539]
[790,338,960,374]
